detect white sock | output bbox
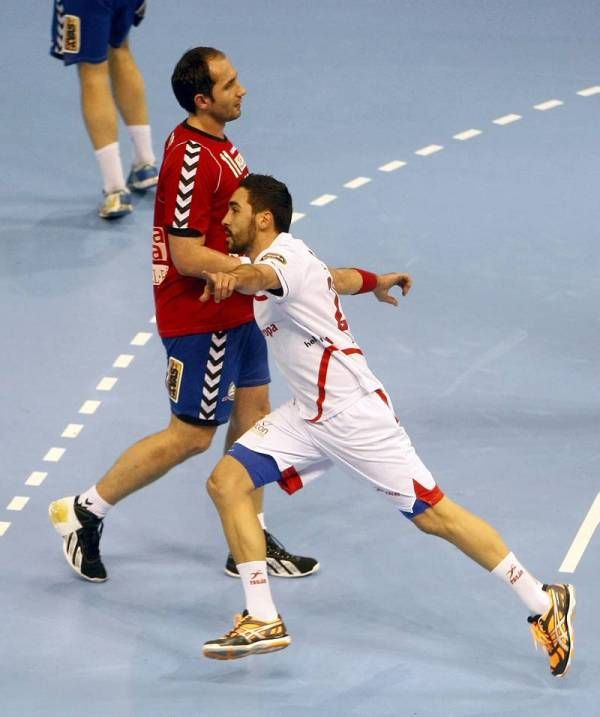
[126,124,156,166]
[77,486,112,519]
[492,552,551,616]
[95,142,126,193]
[257,512,266,530]
[237,561,278,622]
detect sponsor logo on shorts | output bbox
[250,570,267,585]
[506,565,523,585]
[262,323,278,338]
[166,357,184,403]
[376,487,403,497]
[261,252,287,264]
[63,15,81,53]
[252,421,269,437]
[221,381,236,402]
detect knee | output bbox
[169,418,215,458]
[206,463,234,505]
[411,507,449,538]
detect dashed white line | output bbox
[0,522,10,537]
[291,212,306,224]
[7,496,29,511]
[577,86,600,97]
[493,113,522,126]
[25,471,48,487]
[378,160,407,172]
[453,129,482,141]
[559,492,600,573]
[131,332,152,346]
[310,194,337,207]
[96,377,118,391]
[533,99,563,111]
[344,176,372,189]
[61,423,84,439]
[113,354,135,368]
[415,144,444,156]
[79,400,101,415]
[44,447,65,463]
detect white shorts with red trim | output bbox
[236,390,444,516]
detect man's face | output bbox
[222,188,256,254]
[202,56,246,123]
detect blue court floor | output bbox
[1,2,599,715]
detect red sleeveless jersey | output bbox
[152,122,253,336]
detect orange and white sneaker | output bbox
[203,611,291,660]
[528,583,576,677]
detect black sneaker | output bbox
[48,496,107,582]
[203,610,291,660]
[224,530,320,578]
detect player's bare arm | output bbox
[200,264,281,303]
[169,233,245,277]
[329,268,412,305]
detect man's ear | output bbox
[194,93,210,111]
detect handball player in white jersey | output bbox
[200,174,575,677]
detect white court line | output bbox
[25,471,48,486]
[149,315,156,324]
[378,160,406,172]
[310,194,337,207]
[291,212,305,224]
[493,113,522,125]
[113,354,134,368]
[7,496,29,511]
[61,423,84,439]
[344,176,372,189]
[0,522,10,537]
[131,332,152,346]
[559,492,600,573]
[44,447,65,463]
[96,377,118,391]
[533,99,563,111]
[79,400,101,415]
[415,144,444,156]
[453,129,482,141]
[577,86,600,97]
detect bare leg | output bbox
[207,455,266,563]
[96,414,216,505]
[78,61,119,150]
[412,496,510,570]
[107,41,149,126]
[223,385,270,517]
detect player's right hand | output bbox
[199,271,238,303]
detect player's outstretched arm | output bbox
[199,264,281,303]
[330,268,412,305]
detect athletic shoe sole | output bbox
[557,584,576,678]
[203,636,291,660]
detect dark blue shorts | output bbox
[50,0,145,65]
[162,321,270,426]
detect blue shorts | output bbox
[162,321,270,426]
[50,0,146,65]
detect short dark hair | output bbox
[171,47,225,114]
[239,174,293,233]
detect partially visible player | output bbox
[48,48,318,584]
[200,174,576,678]
[50,0,158,218]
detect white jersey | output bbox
[253,233,383,422]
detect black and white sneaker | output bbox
[224,531,320,578]
[48,496,107,582]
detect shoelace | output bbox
[79,520,104,560]
[265,532,296,560]
[224,613,247,639]
[530,621,554,652]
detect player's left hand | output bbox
[199,270,238,303]
[374,273,412,306]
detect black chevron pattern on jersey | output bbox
[199,331,227,420]
[173,141,201,229]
